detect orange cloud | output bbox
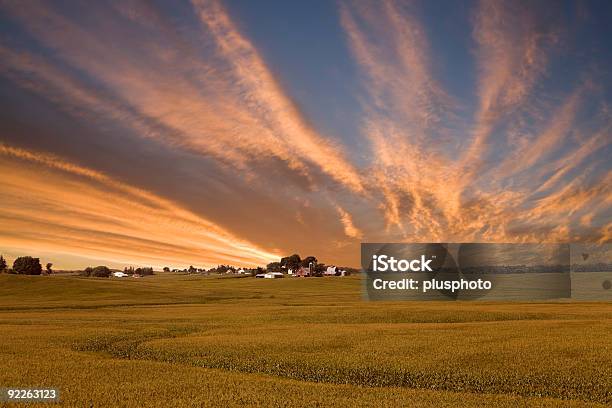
[0,0,609,270]
[340,0,609,245]
[335,205,363,239]
[341,0,462,237]
[191,0,365,193]
[0,0,364,194]
[0,143,278,268]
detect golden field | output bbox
[0,273,610,407]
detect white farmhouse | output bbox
[113,272,128,278]
[264,272,284,279]
[324,266,337,276]
[324,266,347,276]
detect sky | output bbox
[0,0,610,270]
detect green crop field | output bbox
[0,273,610,407]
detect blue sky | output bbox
[0,0,610,269]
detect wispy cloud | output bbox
[335,205,363,239]
[340,0,610,244]
[462,0,561,171]
[339,0,456,138]
[191,0,365,193]
[0,0,364,193]
[0,143,278,267]
[492,86,583,180]
[0,0,609,268]
[341,0,463,238]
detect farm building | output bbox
[324,266,347,276]
[113,272,128,278]
[294,266,312,277]
[325,266,337,276]
[264,272,284,279]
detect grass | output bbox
[0,273,610,407]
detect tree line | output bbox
[0,252,357,278]
[0,255,52,275]
[0,254,156,278]
[165,253,358,277]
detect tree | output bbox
[82,266,111,277]
[90,266,111,277]
[266,262,281,272]
[0,255,7,272]
[280,254,301,272]
[135,267,154,276]
[314,263,327,274]
[13,256,42,275]
[216,265,230,274]
[46,263,53,274]
[301,256,317,268]
[163,267,170,272]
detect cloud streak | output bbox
[0,0,363,193]
[341,0,610,244]
[335,205,363,239]
[462,0,561,172]
[0,0,609,268]
[0,143,278,268]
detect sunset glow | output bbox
[1,0,610,269]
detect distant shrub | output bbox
[0,255,7,272]
[92,266,111,277]
[135,267,154,276]
[82,266,111,278]
[13,256,42,275]
[209,264,237,274]
[123,266,154,276]
[314,263,327,274]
